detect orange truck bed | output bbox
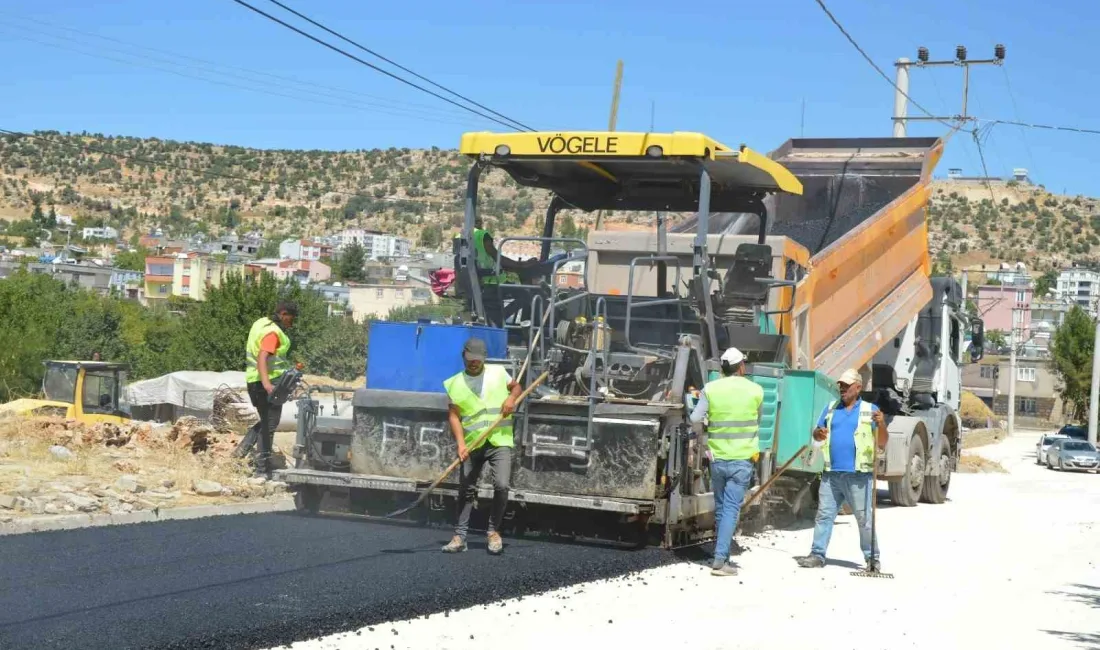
[767,137,945,380]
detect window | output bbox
[395,288,404,298]
[1017,367,1036,382]
[376,288,384,298]
[559,276,568,286]
[1017,397,1037,414]
[1015,290,1026,304]
[980,365,997,379]
[950,317,961,361]
[82,371,119,415]
[158,285,168,295]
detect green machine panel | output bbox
[773,370,840,471]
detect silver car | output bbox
[1045,438,1100,472]
[1036,433,1069,464]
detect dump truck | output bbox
[276,131,984,548]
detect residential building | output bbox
[279,239,329,261]
[171,253,239,301]
[1028,297,1074,358]
[313,283,352,316]
[976,282,1032,337]
[992,357,1063,423]
[82,226,119,241]
[56,214,74,227]
[0,259,114,295]
[144,256,176,303]
[109,269,144,301]
[213,232,264,260]
[336,230,412,260]
[346,283,437,321]
[961,357,999,410]
[273,259,331,284]
[554,259,586,290]
[1056,265,1100,315]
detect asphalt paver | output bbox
[0,513,676,649]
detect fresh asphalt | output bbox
[0,512,678,649]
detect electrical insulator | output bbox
[917,46,929,63]
[994,44,1006,61]
[956,45,967,61]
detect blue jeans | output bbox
[810,471,879,561]
[711,458,754,565]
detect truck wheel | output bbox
[888,435,925,507]
[920,437,951,504]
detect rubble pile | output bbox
[0,414,287,522]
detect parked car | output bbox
[1056,425,1088,441]
[1045,438,1100,472]
[1036,433,1069,465]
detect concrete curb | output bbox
[0,498,296,536]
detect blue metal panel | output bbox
[365,321,507,393]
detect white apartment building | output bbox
[1056,266,1100,315]
[279,239,326,261]
[82,226,119,240]
[335,229,410,260]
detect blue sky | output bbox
[1,0,1098,195]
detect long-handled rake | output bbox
[851,440,893,579]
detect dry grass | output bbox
[960,391,997,429]
[958,453,1008,474]
[963,427,1008,450]
[0,415,287,519]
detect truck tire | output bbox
[920,437,951,504]
[888,435,925,507]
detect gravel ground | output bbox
[283,427,1100,650]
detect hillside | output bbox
[1,130,1096,269]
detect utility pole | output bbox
[892,44,1006,136]
[1089,316,1100,445]
[1008,305,1017,436]
[595,60,624,232]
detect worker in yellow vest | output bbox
[243,302,296,478]
[472,217,533,286]
[795,368,887,572]
[689,347,763,577]
[441,337,522,555]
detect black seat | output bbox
[722,243,773,302]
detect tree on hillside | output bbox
[113,247,149,272]
[1050,305,1095,422]
[1035,269,1058,297]
[418,224,442,249]
[336,242,367,282]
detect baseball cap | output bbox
[463,338,488,361]
[720,347,744,365]
[838,368,862,386]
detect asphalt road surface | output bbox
[0,513,675,650]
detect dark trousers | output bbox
[247,381,283,474]
[455,444,512,538]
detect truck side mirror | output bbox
[970,317,985,362]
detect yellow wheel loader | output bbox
[0,361,132,425]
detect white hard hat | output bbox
[838,368,863,385]
[720,348,744,365]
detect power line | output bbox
[260,0,534,132]
[0,10,481,119]
[0,28,491,129]
[1000,66,1038,176]
[810,0,968,133]
[0,128,462,208]
[982,118,1100,136]
[230,0,530,132]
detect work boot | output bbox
[865,558,882,573]
[795,554,826,568]
[441,536,467,553]
[487,531,503,555]
[710,562,738,577]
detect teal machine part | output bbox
[772,370,840,472]
[748,363,784,453]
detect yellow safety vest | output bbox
[703,375,763,461]
[443,364,514,450]
[822,400,876,472]
[473,228,520,285]
[245,317,291,384]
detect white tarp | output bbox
[125,371,248,411]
